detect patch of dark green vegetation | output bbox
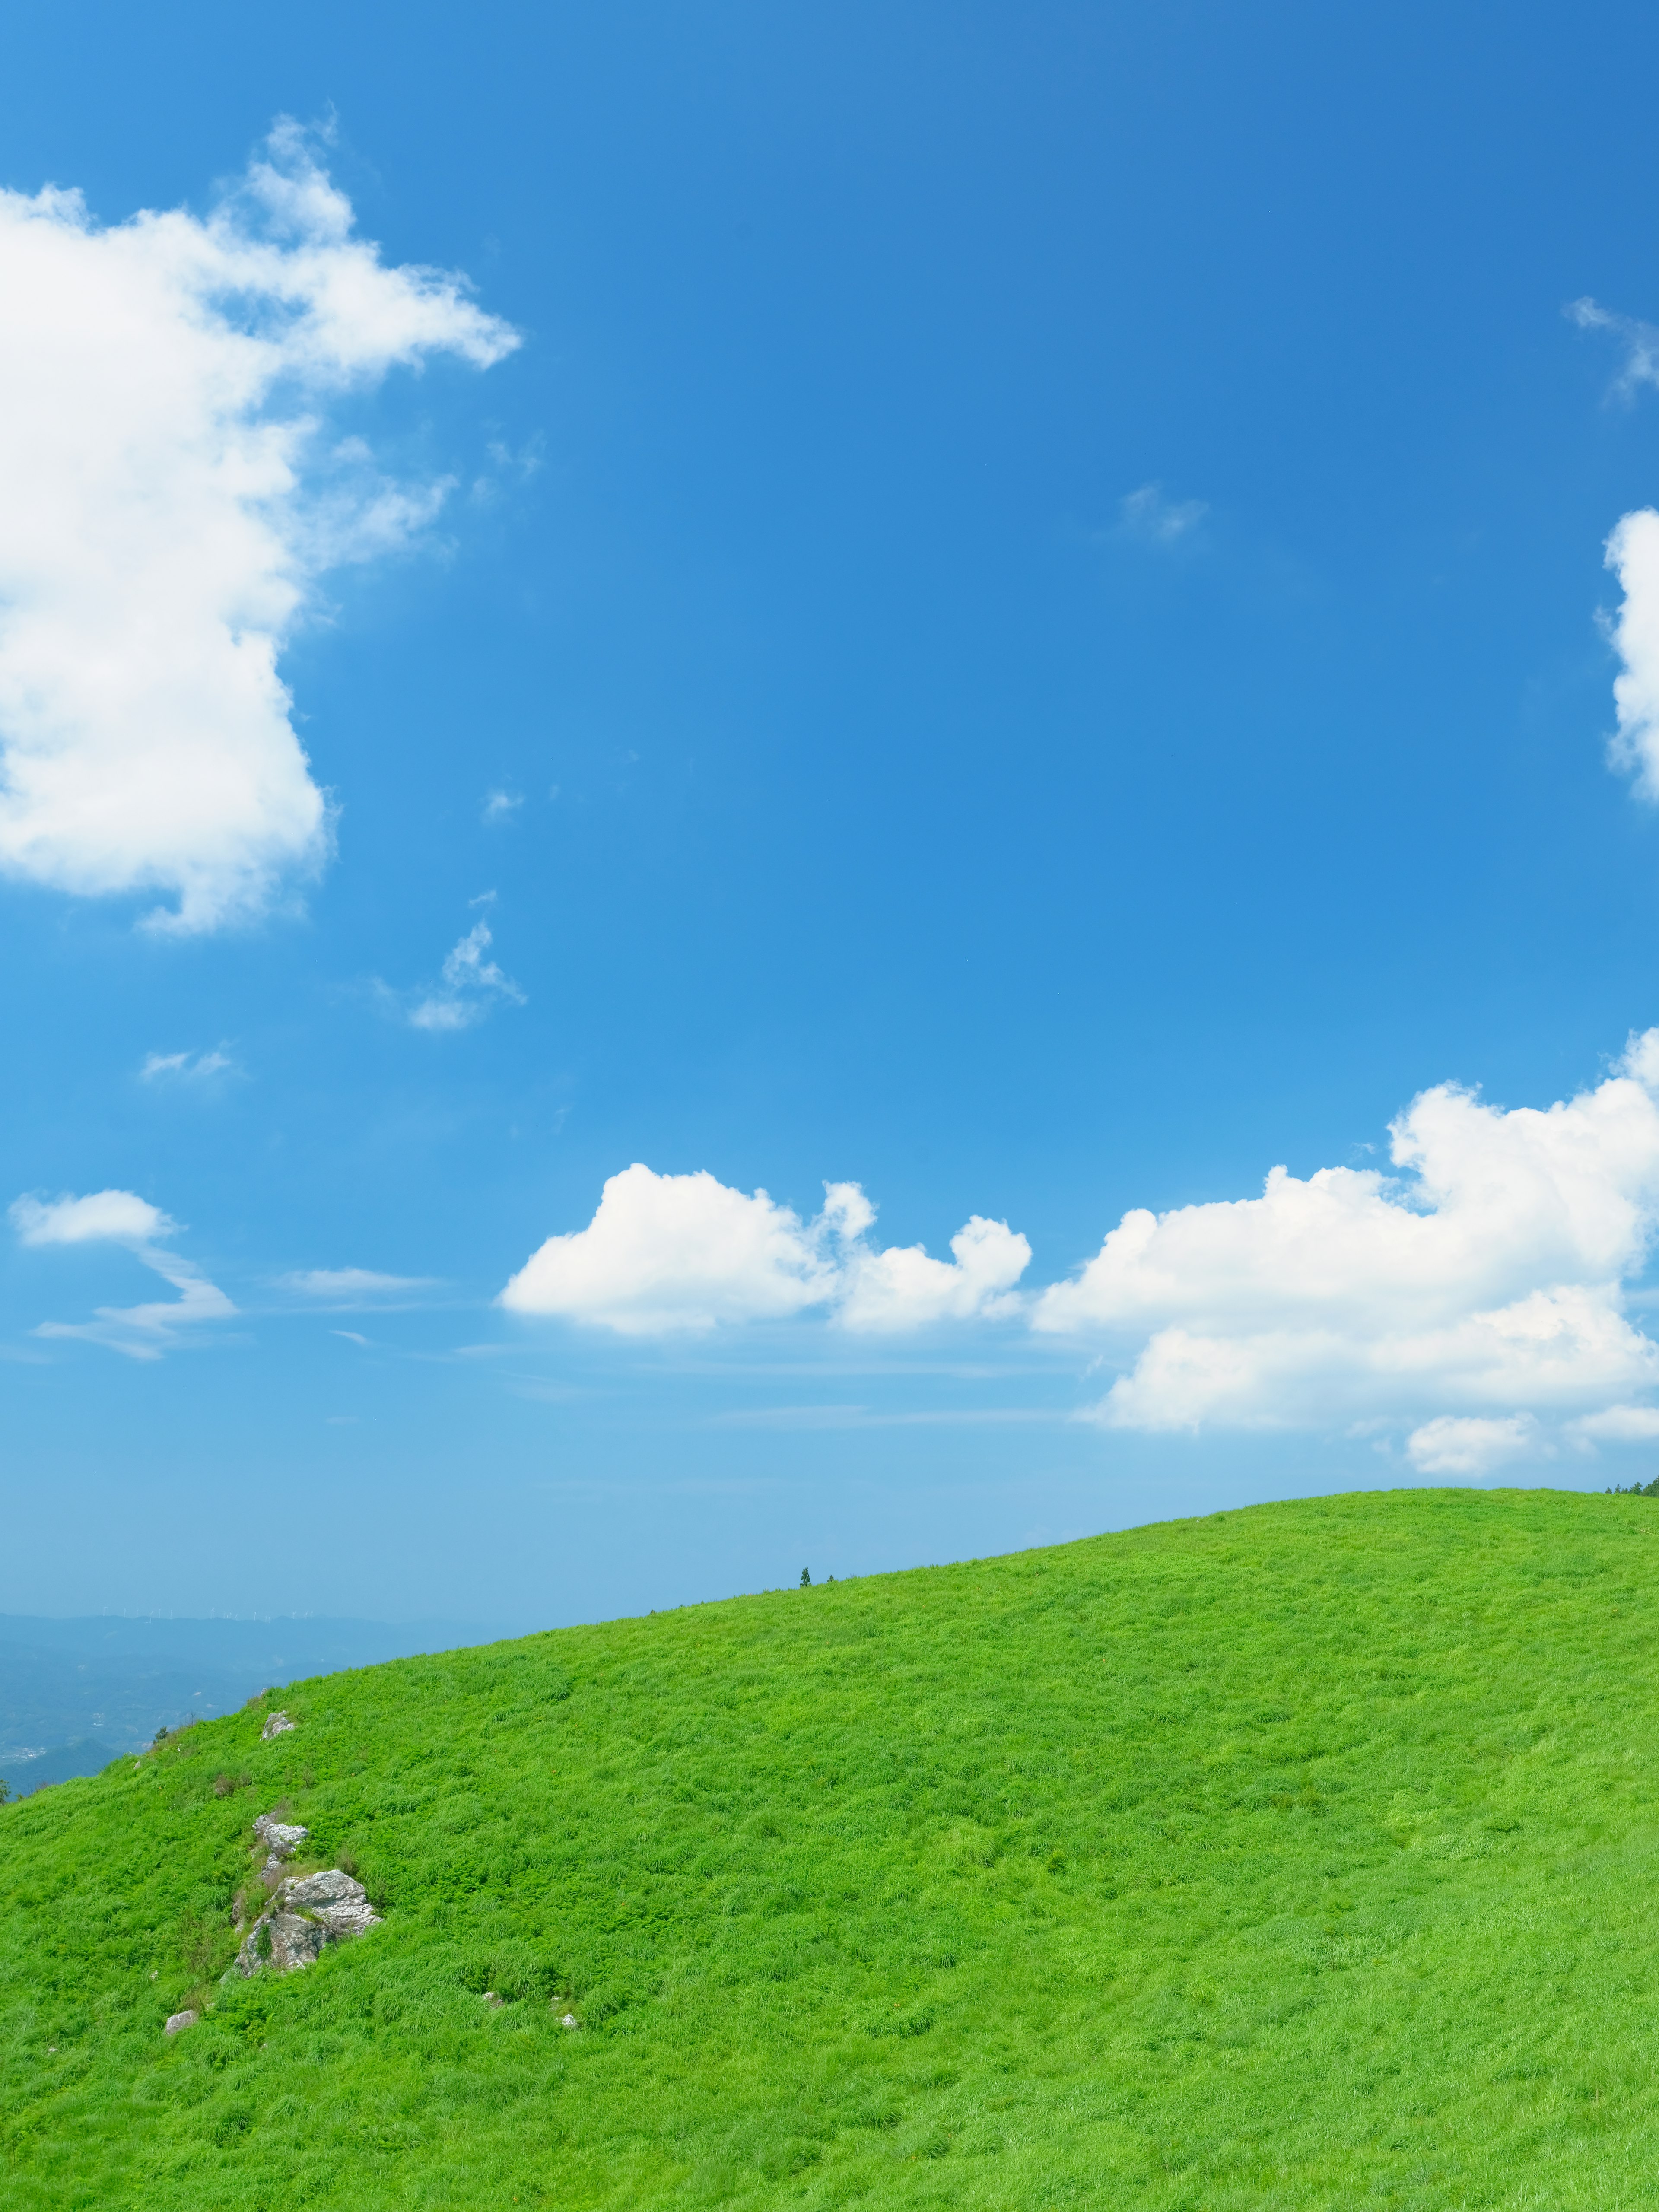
[4,1487,1659,2206]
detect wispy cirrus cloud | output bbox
[278,1267,440,1303]
[403,918,525,1031]
[0,119,517,933]
[140,1045,239,1083]
[1568,296,1659,398]
[1117,481,1207,547]
[9,1188,235,1358]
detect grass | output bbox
[4,1486,1659,2207]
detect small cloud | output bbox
[471,433,545,503]
[12,1190,172,1246]
[1405,1415,1540,1477]
[331,1329,371,1346]
[407,919,525,1032]
[9,1187,234,1358]
[547,783,561,801]
[1566,1402,1659,1445]
[1118,482,1208,547]
[1567,297,1659,398]
[140,1045,240,1083]
[279,1268,439,1299]
[482,788,523,825]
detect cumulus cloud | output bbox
[9,1188,234,1357]
[404,919,525,1031]
[837,1211,1031,1331]
[1406,1415,1539,1477]
[0,119,517,932]
[481,788,523,824]
[1034,1033,1659,1443]
[11,1190,172,1246]
[499,1164,1030,1335]
[1602,508,1659,801]
[1566,1402,1659,1445]
[1573,300,1659,804]
[1118,482,1207,546]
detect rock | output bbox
[261,1710,296,1741]
[280,1868,381,1938]
[267,1913,330,1972]
[227,1868,380,1979]
[483,1990,504,2007]
[559,2012,578,2029]
[251,1812,308,1869]
[164,2010,197,2036]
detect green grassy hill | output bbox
[5,1487,1659,2209]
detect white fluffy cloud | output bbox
[9,1188,234,1357]
[499,1164,1030,1335]
[1566,1402,1659,1444]
[1406,1415,1539,1477]
[1033,1033,1659,1440]
[0,121,517,932]
[836,1206,1032,1330]
[1602,507,1659,801]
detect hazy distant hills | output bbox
[0,1614,504,1787]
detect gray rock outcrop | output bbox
[164,2009,197,2036]
[252,1812,308,1870]
[229,1868,380,1979]
[280,1868,380,1937]
[261,1710,297,1740]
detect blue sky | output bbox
[8,1,1659,1627]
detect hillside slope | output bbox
[4,1488,1659,2208]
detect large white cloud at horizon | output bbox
[1033,1032,1659,1459]
[0,121,517,932]
[496,1036,1659,1471]
[499,1164,1031,1335]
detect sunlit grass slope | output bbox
[6,1488,1659,2208]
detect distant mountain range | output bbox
[0,1612,512,1792]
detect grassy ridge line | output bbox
[4,1488,1659,2206]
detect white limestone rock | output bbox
[260,1710,297,1741]
[228,1868,380,1979]
[280,1868,381,1939]
[164,2009,198,2036]
[251,1812,308,1871]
